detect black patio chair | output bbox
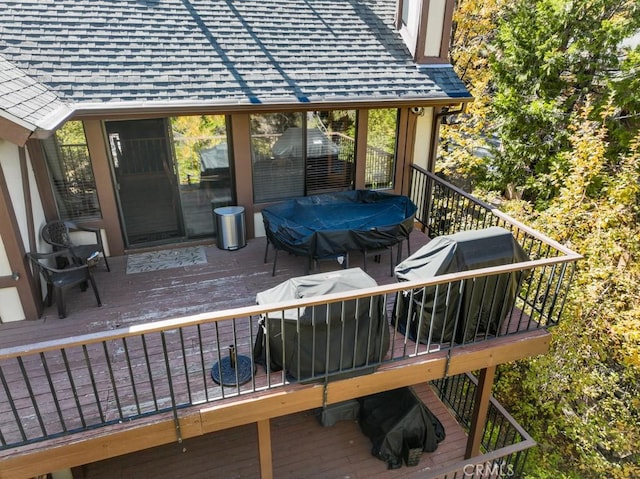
[27,250,102,319]
[41,220,110,271]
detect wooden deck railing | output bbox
[429,372,535,478]
[0,173,580,460]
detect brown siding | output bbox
[0,116,31,146]
[354,109,369,189]
[397,107,415,196]
[83,120,125,255]
[230,113,256,238]
[26,139,58,221]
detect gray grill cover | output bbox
[254,268,389,381]
[393,227,530,344]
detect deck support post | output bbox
[465,365,496,459]
[257,419,273,479]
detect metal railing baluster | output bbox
[141,334,159,412]
[81,345,105,424]
[102,341,123,421]
[122,337,142,416]
[196,324,210,402]
[0,363,27,443]
[161,331,182,445]
[40,352,66,434]
[178,328,192,404]
[60,348,86,429]
[16,357,47,438]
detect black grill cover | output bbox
[393,227,530,344]
[254,268,389,381]
[358,387,446,469]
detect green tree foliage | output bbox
[443,1,640,477]
[171,115,226,184]
[55,120,87,145]
[487,0,640,205]
[439,0,507,189]
[609,46,640,157]
[367,108,398,153]
[495,104,640,478]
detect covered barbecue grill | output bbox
[393,226,530,344]
[358,387,446,469]
[253,268,389,382]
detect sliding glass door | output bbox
[106,119,183,246]
[171,115,233,238]
[106,116,234,246]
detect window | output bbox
[171,115,232,238]
[42,121,101,221]
[401,0,410,26]
[251,111,356,203]
[251,112,304,203]
[400,0,420,40]
[365,109,399,190]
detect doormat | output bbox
[126,246,207,274]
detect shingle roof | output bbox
[0,0,471,113]
[0,55,71,131]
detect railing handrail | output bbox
[427,372,536,478]
[413,165,582,260]
[1,255,570,361]
[463,371,534,441]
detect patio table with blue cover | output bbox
[262,190,417,275]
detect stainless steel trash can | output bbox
[214,206,246,250]
[211,198,232,235]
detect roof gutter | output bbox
[69,95,474,120]
[1,95,472,144]
[435,103,467,122]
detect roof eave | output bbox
[0,104,73,145]
[0,114,32,146]
[68,94,474,120]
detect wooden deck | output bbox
[0,230,546,478]
[0,232,429,349]
[79,382,467,479]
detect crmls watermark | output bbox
[463,462,515,477]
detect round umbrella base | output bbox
[211,355,254,386]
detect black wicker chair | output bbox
[41,220,110,271]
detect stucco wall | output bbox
[413,107,434,170]
[0,139,47,322]
[0,234,24,323]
